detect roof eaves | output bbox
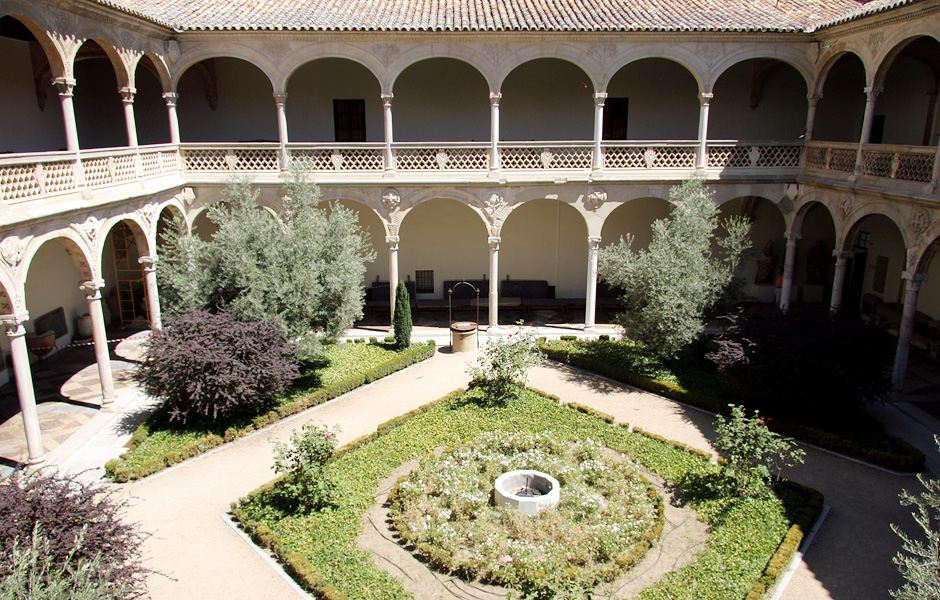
[809,0,922,31]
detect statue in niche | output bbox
[806,240,826,285]
[755,239,776,285]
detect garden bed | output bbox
[231,386,822,600]
[105,341,435,482]
[540,339,925,473]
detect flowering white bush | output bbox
[388,431,663,596]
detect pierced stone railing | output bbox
[804,141,939,186]
[499,142,594,170]
[181,144,281,172]
[395,143,490,171]
[603,142,697,169]
[707,141,802,168]
[0,145,180,204]
[289,144,385,171]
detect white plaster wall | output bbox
[22,241,94,352]
[600,197,672,251]
[0,36,67,153]
[398,199,489,297]
[134,62,172,146]
[331,199,385,285]
[709,60,807,141]
[607,59,699,140]
[500,199,587,298]
[859,215,907,305]
[286,58,384,143]
[814,55,866,143]
[73,55,127,150]
[879,54,935,146]
[177,58,278,143]
[500,59,594,141]
[394,58,490,142]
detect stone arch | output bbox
[600,196,673,252]
[99,214,152,262]
[20,229,95,284]
[0,268,21,314]
[398,197,490,298]
[870,35,940,145]
[813,49,871,96]
[603,50,705,94]
[873,29,940,85]
[708,47,813,93]
[840,202,912,253]
[171,47,279,91]
[812,51,868,143]
[135,52,173,94]
[493,46,600,93]
[387,47,497,95]
[399,189,492,232]
[0,12,67,79]
[72,37,130,90]
[392,57,491,143]
[605,57,701,141]
[281,47,385,93]
[324,197,386,285]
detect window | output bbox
[333,99,366,142]
[415,270,434,294]
[602,97,629,140]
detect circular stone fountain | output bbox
[494,470,560,515]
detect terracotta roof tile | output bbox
[88,0,917,33]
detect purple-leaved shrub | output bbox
[134,309,300,423]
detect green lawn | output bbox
[233,386,820,600]
[105,341,435,481]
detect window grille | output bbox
[333,99,366,142]
[415,270,434,294]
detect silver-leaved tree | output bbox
[157,167,375,355]
[598,178,751,358]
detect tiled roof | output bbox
[90,0,894,33]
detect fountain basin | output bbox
[494,470,560,515]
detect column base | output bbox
[486,325,500,334]
[582,326,597,334]
[101,395,116,406]
[26,454,47,469]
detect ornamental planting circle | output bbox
[388,430,663,593]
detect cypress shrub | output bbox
[393,281,412,349]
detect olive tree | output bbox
[598,178,751,358]
[157,168,375,355]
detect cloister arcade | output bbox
[1,0,939,467]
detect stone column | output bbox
[593,93,608,171]
[779,232,800,311]
[81,280,115,405]
[804,93,821,142]
[489,93,501,172]
[829,250,853,313]
[274,92,290,169]
[53,77,80,152]
[119,86,138,148]
[893,272,929,390]
[696,92,714,169]
[138,256,162,330]
[382,93,395,172]
[584,236,602,330]
[1,312,46,467]
[855,86,883,172]
[488,237,500,332]
[387,235,400,330]
[163,92,181,144]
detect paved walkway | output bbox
[9,323,940,599]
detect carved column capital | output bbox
[381,93,394,107]
[784,232,802,244]
[138,256,157,272]
[80,279,106,299]
[53,77,76,97]
[594,92,608,106]
[0,311,30,336]
[901,271,929,290]
[386,235,400,250]
[587,236,602,249]
[162,92,179,107]
[119,86,137,104]
[698,92,714,106]
[273,92,288,106]
[864,86,884,101]
[488,236,501,249]
[807,93,822,107]
[489,92,502,106]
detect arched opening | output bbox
[842,214,907,314]
[606,59,699,140]
[710,59,807,140]
[875,36,940,146]
[135,55,171,146]
[501,199,587,299]
[177,57,276,143]
[102,220,151,328]
[601,197,672,250]
[0,15,66,152]
[719,197,786,304]
[329,199,383,284]
[286,58,382,143]
[501,59,593,141]
[399,199,488,298]
[813,53,867,143]
[795,202,837,303]
[191,209,217,239]
[393,58,489,142]
[72,40,126,150]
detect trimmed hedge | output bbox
[105,342,436,482]
[232,387,824,600]
[541,341,925,473]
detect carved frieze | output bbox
[839,195,853,217]
[911,208,930,234]
[382,188,401,210]
[586,189,607,210]
[71,216,102,245]
[0,235,30,272]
